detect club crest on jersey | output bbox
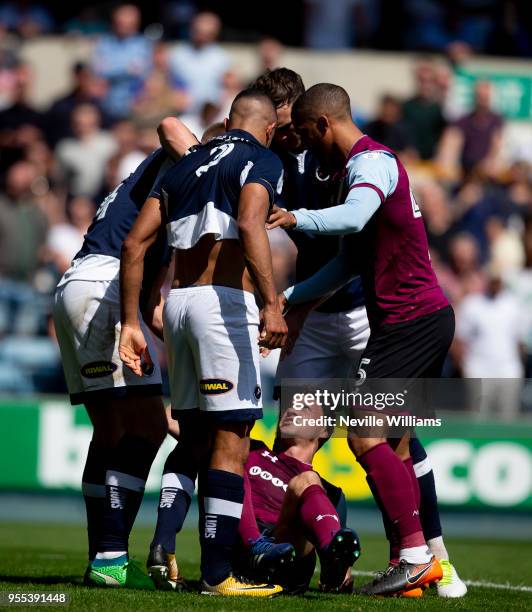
[80,361,117,378]
[199,378,234,395]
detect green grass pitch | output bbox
[0,522,531,611]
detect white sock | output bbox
[95,551,127,560]
[428,536,449,561]
[399,545,432,564]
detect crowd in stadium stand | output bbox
[0,3,531,415]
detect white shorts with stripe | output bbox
[163,285,262,422]
[276,305,370,384]
[53,275,162,405]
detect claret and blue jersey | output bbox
[151,129,284,250]
[285,135,449,328]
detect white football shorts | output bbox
[276,305,370,384]
[163,285,262,422]
[53,276,162,405]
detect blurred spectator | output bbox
[365,94,413,156]
[416,179,458,262]
[456,267,524,419]
[160,0,197,40]
[446,232,485,301]
[109,120,144,185]
[403,0,448,51]
[0,1,53,39]
[485,216,524,276]
[0,61,42,141]
[506,161,532,218]
[404,0,496,53]
[0,161,47,283]
[63,7,107,36]
[438,81,504,176]
[132,42,189,126]
[55,103,117,198]
[170,11,230,113]
[0,27,20,110]
[92,4,152,120]
[45,196,95,275]
[303,0,367,49]
[257,37,283,73]
[402,61,446,160]
[45,62,108,146]
[180,101,222,142]
[217,70,244,119]
[509,217,532,379]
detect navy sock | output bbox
[151,445,196,553]
[199,469,244,585]
[409,437,442,540]
[82,442,111,561]
[98,435,159,553]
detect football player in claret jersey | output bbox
[236,399,360,595]
[260,72,466,598]
[268,83,466,597]
[52,118,198,589]
[119,89,288,597]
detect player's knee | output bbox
[124,396,168,445]
[288,470,321,497]
[210,422,250,473]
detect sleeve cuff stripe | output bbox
[349,182,385,204]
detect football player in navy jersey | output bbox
[52,117,198,589]
[119,89,288,597]
[252,69,370,381]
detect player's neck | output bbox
[334,123,365,163]
[282,438,318,465]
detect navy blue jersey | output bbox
[77,149,172,261]
[75,148,173,306]
[275,147,365,313]
[152,129,283,250]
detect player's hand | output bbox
[259,304,288,350]
[279,304,309,360]
[266,205,297,230]
[119,323,153,377]
[260,294,289,357]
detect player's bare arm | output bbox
[119,197,165,376]
[140,264,169,341]
[157,116,200,160]
[238,183,288,350]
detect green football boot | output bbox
[87,558,155,590]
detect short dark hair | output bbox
[228,88,277,124]
[251,68,305,108]
[293,83,351,124]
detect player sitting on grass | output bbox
[236,400,361,594]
